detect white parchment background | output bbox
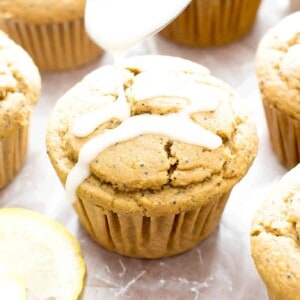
[0,0,295,299]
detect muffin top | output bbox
[256,12,300,120]
[0,0,85,24]
[46,55,258,216]
[251,164,300,300]
[0,31,41,139]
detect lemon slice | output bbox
[0,270,27,300]
[0,208,85,300]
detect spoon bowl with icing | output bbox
[85,0,192,55]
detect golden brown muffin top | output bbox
[46,55,258,216]
[251,164,300,300]
[256,12,300,120]
[0,0,85,24]
[0,31,41,139]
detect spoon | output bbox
[85,0,192,56]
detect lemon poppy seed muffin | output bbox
[160,0,262,47]
[0,0,102,71]
[0,31,40,189]
[256,12,300,169]
[251,164,300,300]
[46,55,258,258]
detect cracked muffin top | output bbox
[251,164,300,300]
[46,55,258,216]
[0,0,85,24]
[256,12,300,120]
[0,31,41,139]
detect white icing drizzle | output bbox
[72,84,130,137]
[66,69,223,203]
[73,56,129,138]
[67,114,221,204]
[72,71,219,137]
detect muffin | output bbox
[251,164,300,300]
[290,0,300,12]
[0,31,40,189]
[0,0,102,71]
[46,55,258,258]
[256,12,300,169]
[160,0,262,47]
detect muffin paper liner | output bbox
[0,125,28,189]
[73,190,231,258]
[160,0,261,46]
[0,18,102,71]
[267,289,277,300]
[263,99,300,169]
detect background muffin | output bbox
[0,0,102,71]
[46,55,258,258]
[290,0,300,11]
[0,31,40,189]
[256,12,300,169]
[251,164,300,300]
[160,0,262,47]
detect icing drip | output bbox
[72,56,129,138]
[66,70,223,203]
[72,80,130,137]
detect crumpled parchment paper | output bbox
[0,0,294,299]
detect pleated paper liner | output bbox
[263,99,300,169]
[73,189,231,258]
[0,18,102,71]
[267,289,277,300]
[160,0,261,47]
[0,125,28,189]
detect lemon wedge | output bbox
[0,208,85,300]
